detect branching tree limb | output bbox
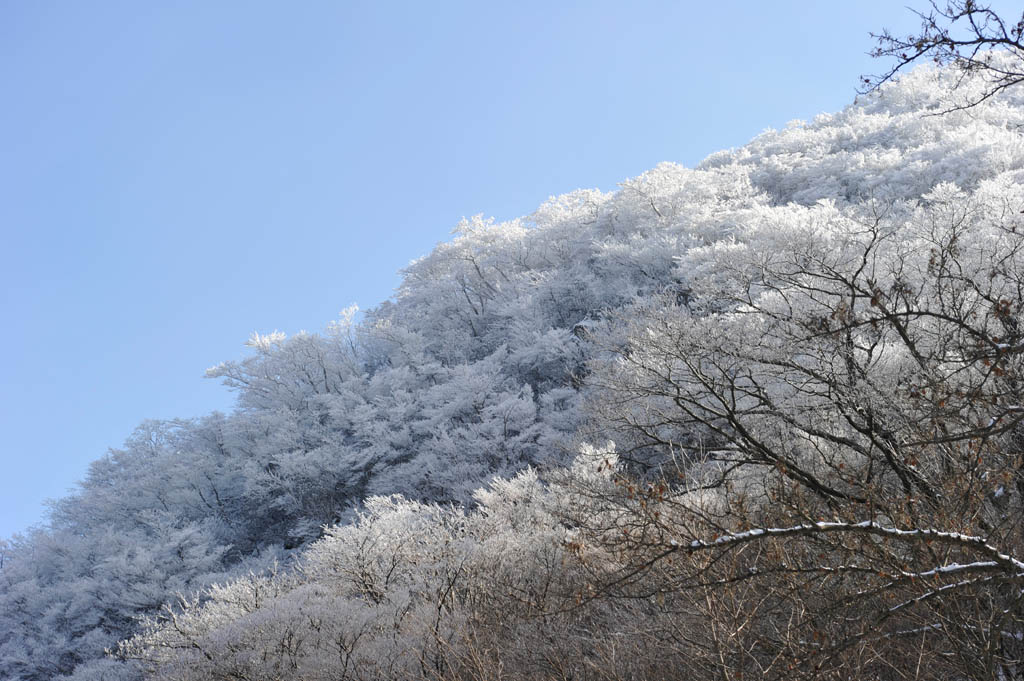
[864,1,1024,110]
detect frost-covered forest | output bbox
[5,46,1024,680]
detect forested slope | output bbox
[3,59,1024,680]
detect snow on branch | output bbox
[676,521,1024,574]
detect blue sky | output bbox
[2,1,1007,537]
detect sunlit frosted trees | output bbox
[4,47,1024,681]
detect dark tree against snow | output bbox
[865,1,1024,110]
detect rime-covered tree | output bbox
[112,58,1024,681]
[5,4,1024,672]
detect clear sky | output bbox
[3,0,1013,538]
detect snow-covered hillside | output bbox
[3,59,1024,680]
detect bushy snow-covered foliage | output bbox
[118,448,625,681]
[3,58,1024,680]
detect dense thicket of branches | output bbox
[3,49,1024,681]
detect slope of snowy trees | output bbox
[3,57,1024,680]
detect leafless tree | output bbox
[864,1,1024,110]
[585,189,1024,678]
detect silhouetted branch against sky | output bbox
[865,0,1024,110]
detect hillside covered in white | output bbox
[3,58,1024,680]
